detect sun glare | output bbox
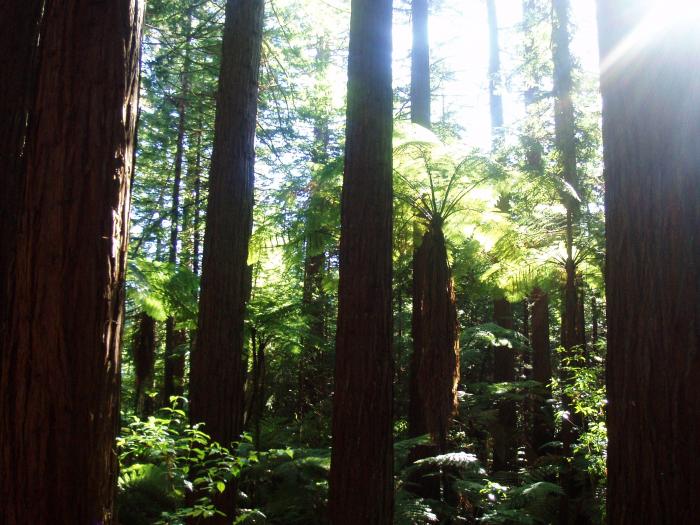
[600,0,700,75]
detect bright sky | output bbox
[392,0,601,150]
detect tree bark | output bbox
[329,0,394,522]
[134,312,157,417]
[189,0,264,520]
[410,225,460,448]
[598,2,700,522]
[530,288,554,456]
[411,0,430,127]
[0,1,143,522]
[0,0,44,354]
[492,298,517,472]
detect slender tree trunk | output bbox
[189,0,264,520]
[411,0,430,127]
[530,288,554,456]
[329,0,394,522]
[486,0,504,147]
[0,2,143,522]
[598,3,700,522]
[164,12,193,404]
[134,312,157,417]
[192,128,203,276]
[0,0,44,352]
[492,298,517,472]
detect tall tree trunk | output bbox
[411,0,430,127]
[492,298,517,472]
[0,1,143,522]
[134,312,157,417]
[0,0,44,353]
[329,0,394,522]
[486,0,504,147]
[598,3,700,522]
[530,288,553,457]
[164,11,193,405]
[192,127,203,276]
[189,0,264,520]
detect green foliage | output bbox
[117,401,257,524]
[127,258,199,328]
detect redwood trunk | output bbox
[329,0,394,522]
[492,298,517,472]
[598,2,700,522]
[0,2,143,522]
[0,0,44,348]
[134,312,157,417]
[189,0,264,520]
[530,288,553,456]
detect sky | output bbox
[392,0,601,150]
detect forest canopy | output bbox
[1,0,699,524]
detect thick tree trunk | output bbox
[411,0,430,127]
[530,288,554,456]
[492,298,517,472]
[189,0,264,520]
[598,3,700,522]
[410,226,460,448]
[329,0,394,522]
[134,312,157,417]
[0,1,143,522]
[0,0,44,352]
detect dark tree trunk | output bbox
[329,0,394,522]
[598,3,700,522]
[590,296,598,346]
[530,288,554,456]
[492,298,517,472]
[486,0,504,147]
[0,0,44,352]
[189,0,264,521]
[192,127,203,276]
[0,2,143,522]
[410,225,460,448]
[134,312,157,417]
[411,0,430,127]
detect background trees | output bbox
[7,0,699,523]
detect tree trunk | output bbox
[598,3,700,522]
[410,225,460,448]
[329,0,394,522]
[411,0,430,127]
[0,2,143,522]
[189,0,264,520]
[492,298,517,472]
[134,312,157,417]
[163,14,192,405]
[530,288,554,456]
[486,0,504,147]
[0,0,44,353]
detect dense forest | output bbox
[1,0,698,524]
